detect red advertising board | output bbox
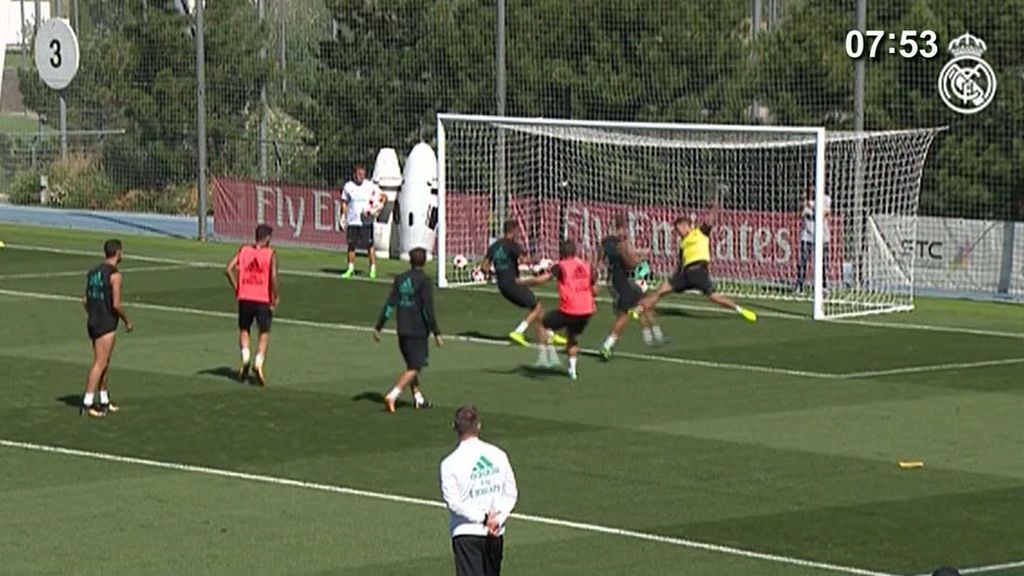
[214,177,345,249]
[446,193,842,283]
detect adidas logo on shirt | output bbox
[470,455,497,480]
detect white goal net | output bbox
[436,115,942,320]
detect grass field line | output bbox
[8,243,1024,342]
[0,264,188,280]
[0,438,895,576]
[0,286,845,380]
[840,357,1024,379]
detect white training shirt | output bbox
[800,194,831,243]
[341,180,381,227]
[440,437,519,538]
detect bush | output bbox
[42,154,117,210]
[9,168,43,205]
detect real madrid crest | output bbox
[938,32,997,115]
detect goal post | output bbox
[436,114,942,320]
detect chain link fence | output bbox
[2,0,1022,222]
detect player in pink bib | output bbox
[226,224,279,386]
[517,240,596,380]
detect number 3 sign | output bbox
[34,19,80,91]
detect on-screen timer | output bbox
[845,29,940,59]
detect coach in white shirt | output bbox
[795,186,831,292]
[339,163,382,279]
[440,406,518,576]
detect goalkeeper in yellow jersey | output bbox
[640,215,757,323]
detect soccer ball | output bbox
[471,267,487,283]
[534,258,554,274]
[453,254,469,270]
[637,279,649,293]
[367,192,388,215]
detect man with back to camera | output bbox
[81,239,133,418]
[225,224,279,386]
[340,163,383,279]
[373,247,443,413]
[440,406,518,576]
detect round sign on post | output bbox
[34,19,80,91]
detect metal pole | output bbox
[73,0,79,33]
[496,0,506,116]
[258,0,267,180]
[279,0,286,94]
[195,0,209,240]
[854,0,865,132]
[751,0,761,121]
[20,0,27,55]
[494,0,507,237]
[55,0,67,160]
[853,0,867,287]
[34,0,41,139]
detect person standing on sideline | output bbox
[81,239,133,418]
[226,224,279,386]
[340,163,383,279]
[373,247,443,413]
[794,186,831,293]
[440,406,518,576]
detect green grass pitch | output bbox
[1,223,1024,576]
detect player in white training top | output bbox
[340,163,383,279]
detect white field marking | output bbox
[10,243,1024,341]
[959,559,1024,575]
[0,438,896,576]
[0,287,843,380]
[0,264,187,280]
[840,357,1024,379]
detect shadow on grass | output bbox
[351,391,414,409]
[456,331,508,343]
[196,366,259,386]
[56,394,81,408]
[484,364,562,380]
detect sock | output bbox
[370,264,377,272]
[413,391,425,405]
[254,353,265,369]
[568,356,578,373]
[346,263,355,272]
[652,325,664,341]
[241,347,251,365]
[82,392,95,407]
[544,330,555,344]
[514,321,529,334]
[642,328,653,344]
[386,386,401,401]
[99,390,109,405]
[602,334,617,349]
[735,305,743,313]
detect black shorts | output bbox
[346,225,374,251]
[87,318,118,341]
[238,300,273,332]
[399,336,429,371]
[609,281,643,312]
[452,535,504,576]
[498,282,538,310]
[669,263,715,296]
[542,310,592,346]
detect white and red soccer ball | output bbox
[366,192,388,215]
[470,267,487,283]
[533,258,554,274]
[453,254,469,270]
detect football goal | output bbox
[436,114,943,320]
